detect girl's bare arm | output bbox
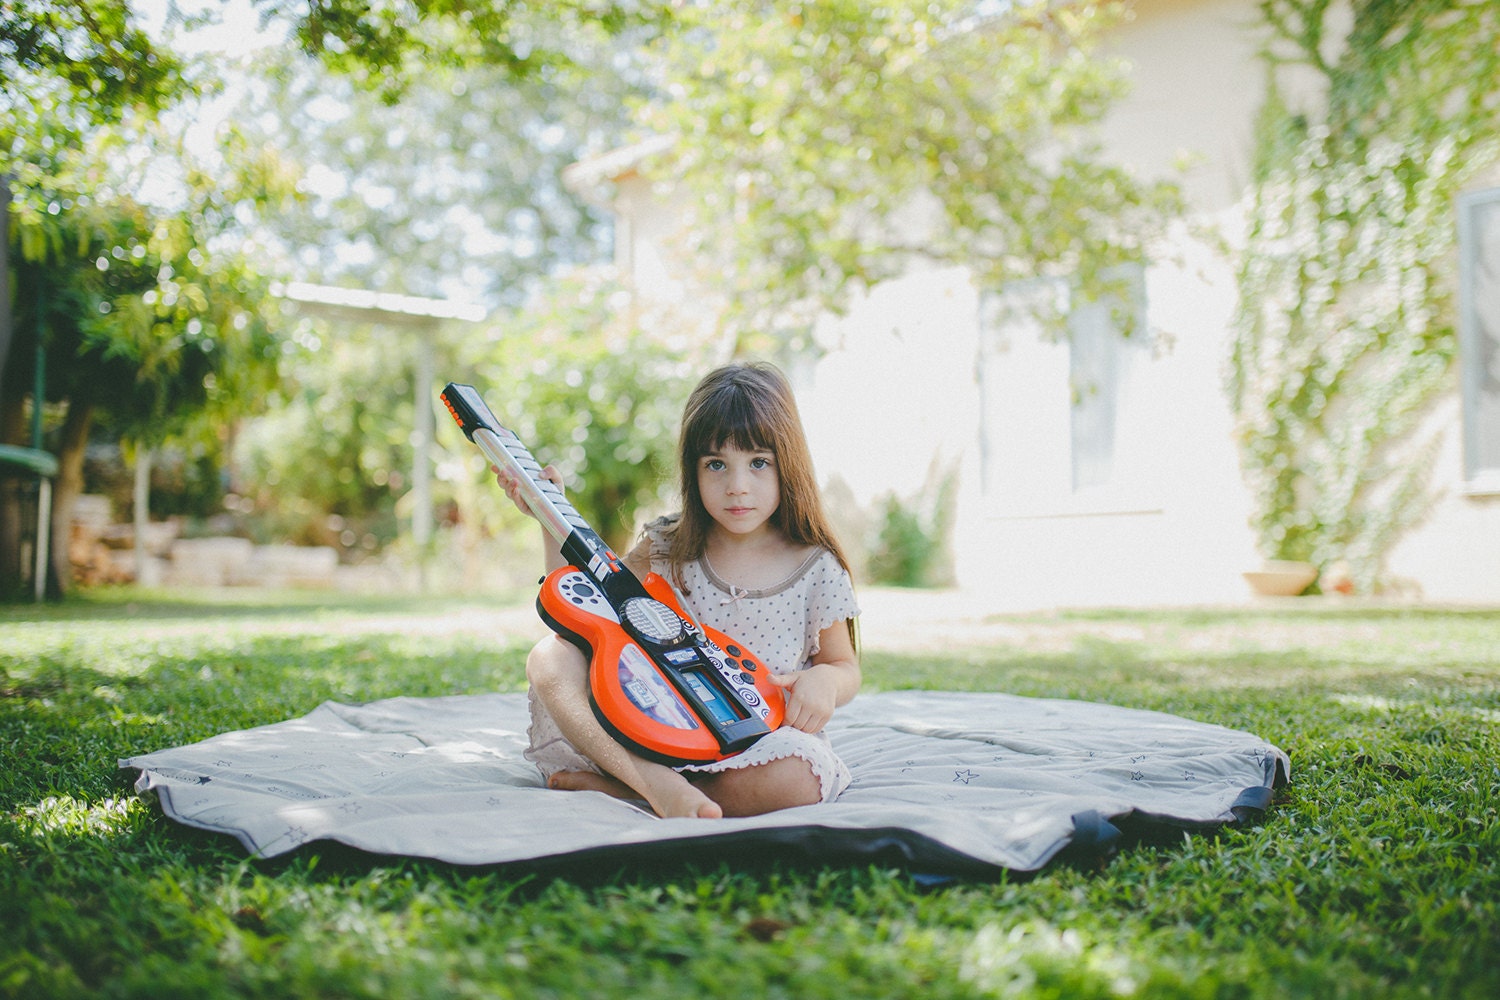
[494,464,568,573]
[767,620,860,733]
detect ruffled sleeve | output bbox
[803,551,860,660]
[640,514,680,578]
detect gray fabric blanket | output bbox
[121,691,1288,877]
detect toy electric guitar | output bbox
[440,382,786,765]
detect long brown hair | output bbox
[668,363,854,603]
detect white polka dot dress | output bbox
[523,515,861,802]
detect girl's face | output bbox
[696,445,781,540]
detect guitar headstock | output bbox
[440,383,502,440]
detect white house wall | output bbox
[1384,391,1500,601]
[941,0,1275,607]
[802,263,982,506]
[798,222,1259,609]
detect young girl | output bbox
[497,362,861,819]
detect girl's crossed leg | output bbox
[525,636,821,818]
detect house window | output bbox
[978,266,1156,515]
[1068,283,1141,490]
[1459,187,1500,494]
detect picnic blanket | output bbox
[121,690,1289,877]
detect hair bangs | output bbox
[686,381,775,458]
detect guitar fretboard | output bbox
[441,381,616,577]
[478,425,592,547]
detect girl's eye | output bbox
[750,457,771,470]
[704,459,726,472]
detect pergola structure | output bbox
[276,282,486,574]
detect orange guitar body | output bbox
[538,566,786,765]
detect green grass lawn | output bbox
[2,589,1496,999]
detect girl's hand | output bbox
[493,463,563,519]
[765,665,842,734]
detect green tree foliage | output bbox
[0,0,188,116]
[1231,0,1500,591]
[252,0,677,100]
[239,37,644,308]
[639,0,1183,345]
[231,320,420,553]
[449,270,702,552]
[2,1,680,595]
[4,88,289,595]
[1,0,194,398]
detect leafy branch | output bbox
[1232,0,1500,590]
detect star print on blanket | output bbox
[121,691,1289,877]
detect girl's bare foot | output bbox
[548,770,637,800]
[661,786,724,820]
[548,770,723,819]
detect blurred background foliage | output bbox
[1230,0,1500,592]
[227,270,702,577]
[2,61,290,595]
[2,0,673,593]
[641,0,1183,347]
[447,272,703,553]
[232,31,648,307]
[5,0,1498,596]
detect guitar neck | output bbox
[472,425,585,546]
[440,383,610,568]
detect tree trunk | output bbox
[0,396,25,594]
[0,477,20,596]
[0,177,13,403]
[0,177,19,594]
[133,446,151,583]
[47,402,93,600]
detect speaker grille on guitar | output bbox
[622,598,688,644]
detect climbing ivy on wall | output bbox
[1231,0,1500,592]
